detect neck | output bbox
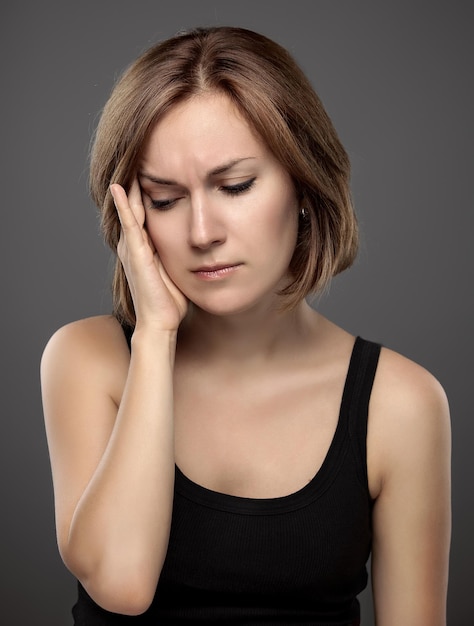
[178,299,319,365]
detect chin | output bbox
[188,290,281,318]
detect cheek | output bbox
[144,218,183,277]
[265,193,299,245]
[145,216,171,253]
[150,237,184,285]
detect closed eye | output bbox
[147,177,256,210]
[220,177,256,196]
[149,197,177,210]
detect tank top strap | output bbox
[340,336,381,490]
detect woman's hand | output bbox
[110,180,188,332]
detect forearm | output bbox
[65,329,177,612]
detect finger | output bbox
[127,178,146,228]
[110,184,146,252]
[110,184,137,229]
[128,179,156,250]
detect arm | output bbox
[368,348,451,625]
[41,182,187,615]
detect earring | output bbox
[300,207,308,219]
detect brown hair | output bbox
[89,26,358,327]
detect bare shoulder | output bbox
[42,315,129,359]
[372,346,449,422]
[43,314,127,352]
[368,345,451,496]
[41,315,130,404]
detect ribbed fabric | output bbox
[72,335,381,625]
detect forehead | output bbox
[141,93,266,170]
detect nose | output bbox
[187,195,226,250]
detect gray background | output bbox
[1,1,472,624]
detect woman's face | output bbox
[138,92,299,316]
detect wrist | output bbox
[130,326,178,358]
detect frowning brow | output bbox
[209,157,256,176]
[138,157,256,185]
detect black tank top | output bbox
[72,335,381,625]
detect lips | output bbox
[191,263,242,279]
[193,263,239,273]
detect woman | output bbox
[41,27,451,625]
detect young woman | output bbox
[41,27,451,625]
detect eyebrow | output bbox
[138,157,256,186]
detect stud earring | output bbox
[300,207,308,219]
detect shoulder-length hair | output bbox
[90,26,358,327]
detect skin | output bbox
[41,92,451,622]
